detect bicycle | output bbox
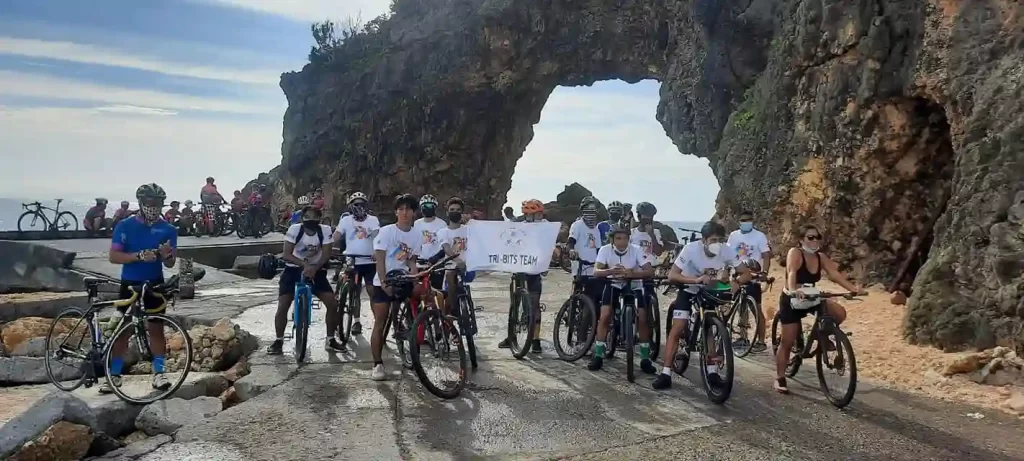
[382,260,446,370]
[718,272,774,358]
[18,199,79,233]
[332,253,374,347]
[553,260,598,362]
[506,270,543,360]
[216,205,236,236]
[771,291,861,408]
[43,274,201,404]
[236,206,269,239]
[657,276,735,404]
[598,276,649,383]
[194,204,222,237]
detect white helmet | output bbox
[297,196,311,206]
[347,191,368,204]
[419,194,438,207]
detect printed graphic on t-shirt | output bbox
[734,242,754,259]
[421,230,438,245]
[638,239,653,256]
[585,233,597,249]
[392,242,413,262]
[353,225,369,240]
[452,236,467,253]
[297,241,321,259]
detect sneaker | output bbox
[750,342,768,353]
[587,356,603,371]
[531,339,542,354]
[497,338,511,349]
[325,338,345,352]
[152,373,170,391]
[774,377,789,394]
[267,340,284,355]
[99,375,122,394]
[351,322,363,336]
[640,358,657,375]
[371,364,386,381]
[652,372,672,390]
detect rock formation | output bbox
[256,0,1024,353]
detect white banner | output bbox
[465,220,560,274]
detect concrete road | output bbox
[143,272,1024,460]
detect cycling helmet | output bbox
[135,183,167,201]
[521,199,544,214]
[740,258,762,273]
[297,196,312,206]
[419,194,439,207]
[169,201,180,207]
[95,198,108,205]
[120,200,130,207]
[184,200,194,207]
[636,201,657,217]
[347,191,368,205]
[579,196,598,210]
[607,201,624,213]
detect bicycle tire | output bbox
[605,313,619,359]
[672,321,691,376]
[624,304,635,383]
[43,307,93,391]
[816,327,858,408]
[648,293,661,363]
[395,301,414,369]
[553,294,597,362]
[730,296,758,358]
[235,215,248,238]
[771,315,803,377]
[700,315,734,405]
[508,288,535,360]
[104,314,193,404]
[295,293,309,363]
[17,211,48,232]
[55,211,79,232]
[410,309,467,399]
[459,296,478,370]
[335,281,353,346]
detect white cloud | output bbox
[0,71,283,115]
[197,0,391,22]
[93,105,179,116]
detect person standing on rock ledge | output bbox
[727,210,772,352]
[333,191,379,337]
[102,183,177,394]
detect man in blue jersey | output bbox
[101,183,178,394]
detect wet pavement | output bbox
[142,272,1024,460]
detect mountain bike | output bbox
[553,260,597,362]
[660,277,735,405]
[332,253,374,347]
[43,273,203,404]
[599,278,647,383]
[382,260,444,370]
[18,199,79,233]
[236,207,268,239]
[771,291,862,408]
[447,263,480,370]
[717,273,773,358]
[506,271,542,360]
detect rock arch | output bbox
[265,0,1024,353]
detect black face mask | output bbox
[609,212,622,221]
[302,220,319,231]
[448,211,462,223]
[422,207,436,218]
[640,218,653,226]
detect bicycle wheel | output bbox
[55,211,78,231]
[624,304,636,383]
[699,315,734,404]
[816,327,857,408]
[507,289,535,360]
[394,302,414,369]
[294,294,309,363]
[458,295,478,370]
[235,214,248,238]
[43,308,94,391]
[335,281,353,346]
[104,315,193,404]
[17,211,48,232]
[648,293,661,363]
[730,296,758,358]
[553,294,597,362]
[771,315,803,377]
[605,314,619,359]
[410,309,467,399]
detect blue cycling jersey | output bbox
[110,217,177,282]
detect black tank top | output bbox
[796,251,822,285]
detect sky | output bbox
[0,0,719,221]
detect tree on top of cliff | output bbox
[308,14,390,65]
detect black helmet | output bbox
[135,183,167,201]
[579,196,598,210]
[700,221,726,239]
[740,258,762,273]
[636,201,657,217]
[385,270,414,299]
[257,254,278,280]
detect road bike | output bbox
[332,253,374,347]
[771,291,861,408]
[18,199,79,233]
[43,272,203,404]
[553,260,598,362]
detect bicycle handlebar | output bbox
[385,254,458,285]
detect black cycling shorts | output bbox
[278,266,332,296]
[118,279,167,314]
[351,263,375,286]
[600,284,648,310]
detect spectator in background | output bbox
[84,198,109,234]
[312,188,325,210]
[503,207,516,222]
[230,190,245,213]
[112,200,133,227]
[164,201,182,224]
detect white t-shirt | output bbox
[336,214,380,265]
[630,227,663,266]
[413,217,446,261]
[284,224,335,268]
[372,224,422,286]
[568,219,602,276]
[437,225,469,262]
[596,243,646,289]
[727,229,771,267]
[673,241,738,293]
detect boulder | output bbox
[221,359,251,383]
[0,356,81,384]
[165,319,258,373]
[1,317,76,354]
[134,397,222,436]
[890,291,907,306]
[1005,392,1024,413]
[8,421,92,461]
[219,386,241,409]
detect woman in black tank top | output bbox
[773,224,864,394]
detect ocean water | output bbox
[660,220,705,241]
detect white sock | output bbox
[706,364,719,374]
[661,366,672,376]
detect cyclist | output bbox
[413,194,446,291]
[566,196,605,307]
[312,188,326,210]
[775,224,863,393]
[370,194,422,380]
[199,177,225,235]
[267,205,344,355]
[84,198,108,233]
[602,201,626,242]
[333,191,379,336]
[589,228,657,374]
[653,221,751,390]
[230,191,245,213]
[498,199,547,352]
[631,201,665,324]
[503,206,517,222]
[180,201,196,235]
[101,183,177,394]
[112,201,133,227]
[163,201,182,224]
[291,196,310,224]
[727,209,772,352]
[437,197,476,314]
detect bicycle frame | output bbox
[293,275,314,359]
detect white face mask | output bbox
[705,242,723,256]
[802,245,818,253]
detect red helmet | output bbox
[521,199,544,214]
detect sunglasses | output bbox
[805,235,821,241]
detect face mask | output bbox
[739,222,754,233]
[609,212,622,221]
[422,206,436,218]
[581,209,597,226]
[614,244,628,255]
[351,203,367,219]
[140,205,161,223]
[802,245,818,253]
[640,218,653,226]
[704,242,723,256]
[302,220,319,231]
[448,211,462,223]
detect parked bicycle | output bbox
[236,206,269,239]
[43,272,204,404]
[506,270,544,360]
[18,199,79,232]
[717,272,774,358]
[332,253,374,347]
[771,291,862,408]
[599,276,647,383]
[381,259,446,370]
[553,260,597,362]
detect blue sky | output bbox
[0,0,718,221]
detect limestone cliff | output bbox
[264,0,1024,353]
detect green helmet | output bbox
[136,183,167,201]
